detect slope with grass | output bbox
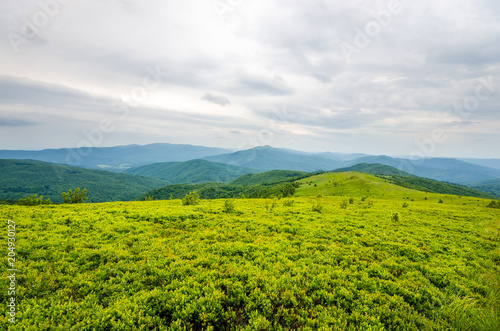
[1,193,498,330]
[294,172,423,199]
[295,170,497,200]
[124,159,258,184]
[0,159,167,203]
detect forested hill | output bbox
[0,159,167,203]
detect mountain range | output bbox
[0,143,231,170]
[1,143,500,197]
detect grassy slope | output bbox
[0,159,167,203]
[124,159,258,184]
[295,171,497,200]
[294,172,423,199]
[1,194,498,329]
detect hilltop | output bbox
[294,171,497,200]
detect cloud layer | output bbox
[0,0,499,157]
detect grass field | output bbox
[1,189,499,329]
[295,172,437,199]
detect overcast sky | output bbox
[1,0,499,157]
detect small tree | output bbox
[62,188,88,204]
[182,191,200,206]
[222,199,235,213]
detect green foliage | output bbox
[144,196,154,201]
[439,199,444,203]
[391,212,400,222]
[402,202,409,208]
[61,187,88,204]
[1,194,498,329]
[487,200,500,209]
[349,197,355,204]
[141,181,296,201]
[340,199,349,209]
[386,174,496,199]
[283,199,294,207]
[17,194,51,206]
[312,199,323,213]
[0,159,167,203]
[182,190,200,205]
[222,199,235,213]
[229,170,309,186]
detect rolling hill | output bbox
[0,143,231,170]
[124,159,259,184]
[294,171,497,200]
[332,163,415,176]
[469,178,500,197]
[344,156,500,184]
[294,172,423,198]
[0,159,168,203]
[203,146,345,172]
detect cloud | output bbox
[0,118,35,127]
[201,93,231,106]
[0,0,499,157]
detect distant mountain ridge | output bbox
[0,143,231,170]
[2,143,500,186]
[204,146,500,184]
[203,145,346,172]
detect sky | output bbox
[0,0,499,158]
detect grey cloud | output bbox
[0,76,109,111]
[0,118,36,127]
[201,93,231,106]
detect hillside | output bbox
[124,159,258,184]
[469,178,500,197]
[0,143,231,170]
[2,195,498,329]
[294,172,422,198]
[204,146,344,171]
[0,159,167,203]
[347,156,500,184]
[295,171,497,200]
[331,164,496,199]
[229,170,309,186]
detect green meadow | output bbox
[1,172,499,330]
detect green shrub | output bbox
[283,199,295,207]
[182,191,200,206]
[402,202,409,208]
[17,194,51,206]
[391,212,400,222]
[340,199,348,209]
[487,200,500,209]
[61,188,88,204]
[312,199,323,213]
[223,199,235,213]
